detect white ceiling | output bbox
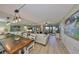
[0,4,75,25]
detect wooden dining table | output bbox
[2,37,34,54]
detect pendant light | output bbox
[12,4,26,23]
[6,17,11,25]
[12,9,21,23]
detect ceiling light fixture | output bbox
[6,17,11,25]
[12,9,21,23]
[12,4,26,23]
[44,22,48,26]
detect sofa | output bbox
[35,34,49,45]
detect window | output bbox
[10,25,21,32]
[64,10,79,41]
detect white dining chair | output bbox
[0,43,5,54]
[19,42,34,54]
